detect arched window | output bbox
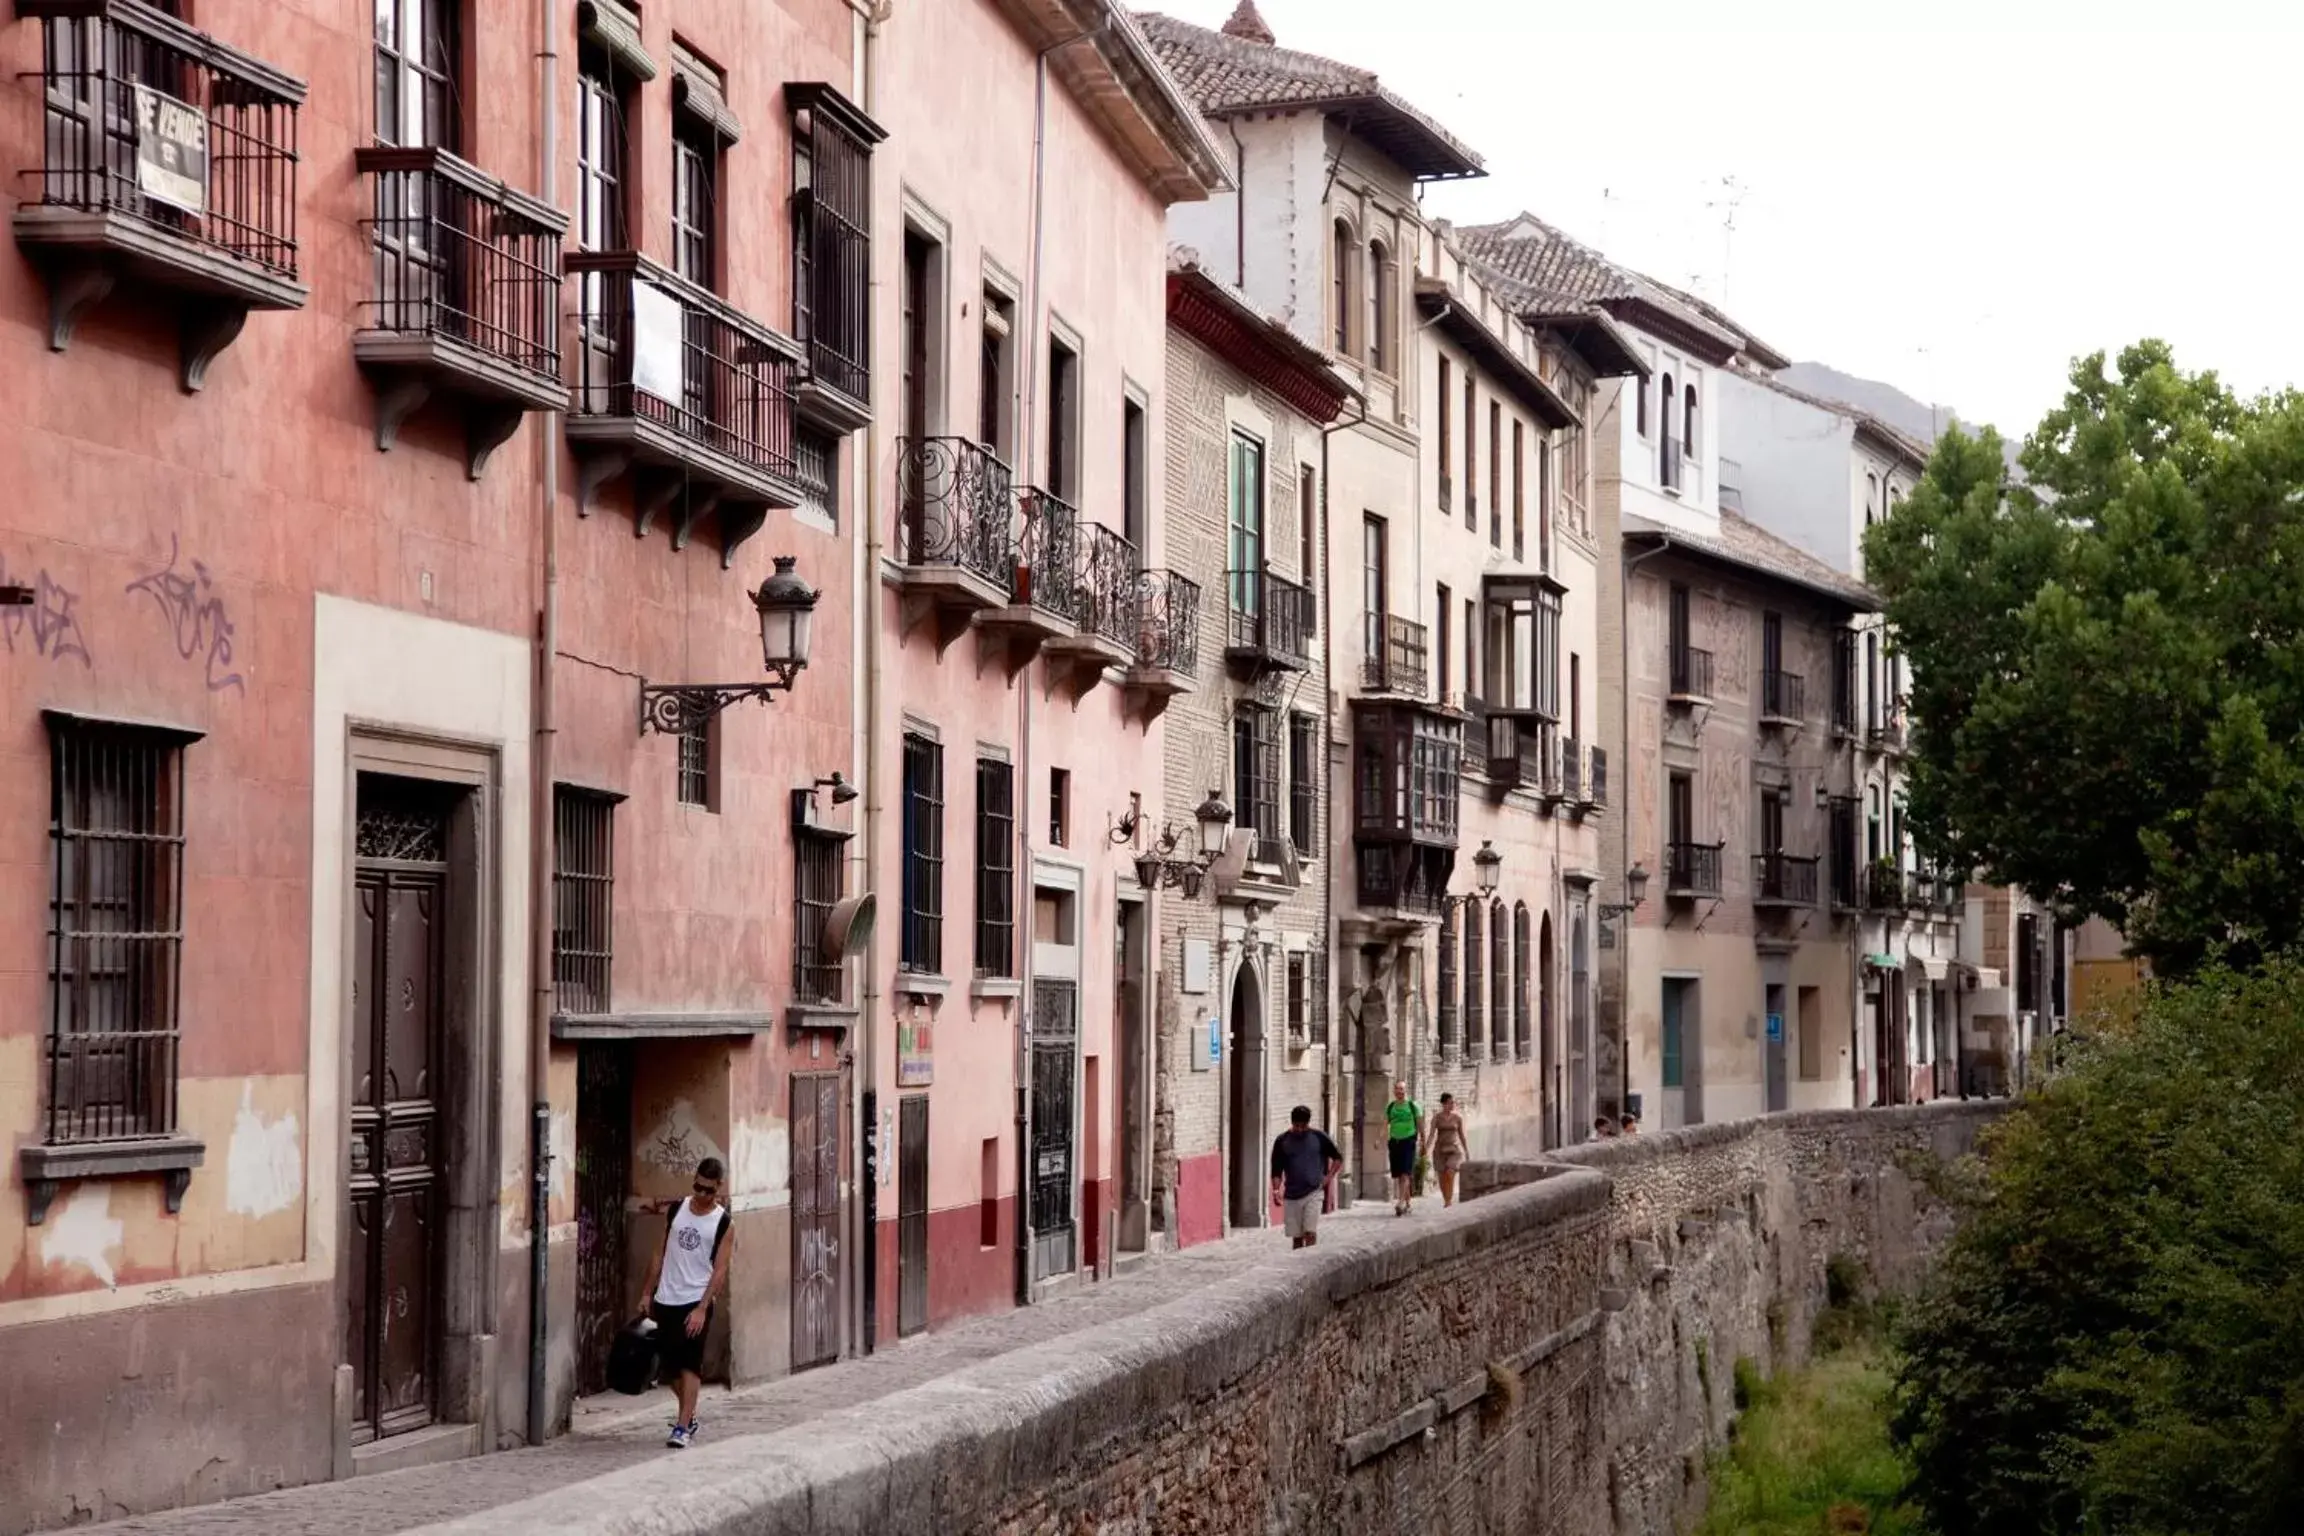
[1635,369,1650,436]
[1366,239,1391,374]
[1332,219,1354,355]
[1463,902,1484,1052]
[1685,382,1699,453]
[1437,905,1459,1056]
[1660,373,1675,447]
[1490,900,1509,1058]
[1513,903,1532,1059]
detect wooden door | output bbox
[347,842,448,1444]
[573,1043,634,1396]
[790,1072,843,1370]
[896,1094,928,1337]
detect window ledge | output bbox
[786,1004,860,1038]
[970,976,1023,1001]
[897,971,953,999]
[22,1136,206,1225]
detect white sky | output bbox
[1155,0,2304,436]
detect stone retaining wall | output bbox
[419,1103,1999,1536]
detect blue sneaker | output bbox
[666,1422,692,1449]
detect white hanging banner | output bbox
[133,84,208,215]
[631,280,686,404]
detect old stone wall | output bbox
[428,1103,1997,1536]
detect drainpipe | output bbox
[1317,388,1367,1201]
[525,0,561,1450]
[855,0,886,1360]
[1617,534,1671,1121]
[1227,121,1247,290]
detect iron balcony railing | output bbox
[1763,668,1805,722]
[1364,612,1429,697]
[1590,746,1608,806]
[1226,568,1314,668]
[1562,738,1583,801]
[1871,714,1909,753]
[1753,852,1819,906]
[569,250,801,483]
[1864,863,1908,912]
[1670,645,1715,700]
[24,0,302,278]
[1666,840,1724,897]
[359,146,563,386]
[1483,712,1547,789]
[1013,487,1081,623]
[896,436,1015,583]
[1071,521,1139,653]
[1133,569,1201,674]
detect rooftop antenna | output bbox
[1704,175,1747,310]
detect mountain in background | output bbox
[1776,361,2025,474]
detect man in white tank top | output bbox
[640,1156,733,1448]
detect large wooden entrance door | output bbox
[347,779,452,1444]
[573,1043,635,1396]
[790,1072,844,1370]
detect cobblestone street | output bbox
[75,1208,1402,1535]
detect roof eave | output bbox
[1624,523,1878,612]
[1413,282,1574,429]
[1169,264,1356,424]
[1004,2,1236,202]
[1222,93,1481,181]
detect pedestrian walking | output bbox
[640,1156,732,1449]
[1423,1091,1469,1207]
[1619,1111,1640,1136]
[1593,1115,1619,1139]
[1384,1081,1422,1215]
[1269,1105,1343,1250]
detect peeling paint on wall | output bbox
[41,1186,124,1288]
[730,1116,790,1199]
[224,1083,302,1219]
[549,1107,574,1207]
[638,1097,725,1175]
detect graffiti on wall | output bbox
[128,534,243,693]
[0,551,94,666]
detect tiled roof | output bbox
[1457,214,1746,361]
[1135,12,1483,180]
[1626,510,1878,611]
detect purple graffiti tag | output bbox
[0,552,93,667]
[126,534,243,693]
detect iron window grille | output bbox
[1513,902,1532,1059]
[1463,901,1484,1052]
[973,756,1013,977]
[551,787,615,1015]
[794,429,838,527]
[676,714,712,807]
[793,826,846,1005]
[1288,711,1319,859]
[900,734,945,974]
[1437,906,1459,1054]
[1286,952,1308,1041]
[1307,950,1329,1048]
[787,83,881,408]
[1490,900,1509,1058]
[1234,705,1282,855]
[45,717,188,1145]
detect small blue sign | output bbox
[1766,1011,1784,1043]
[1208,1015,1222,1064]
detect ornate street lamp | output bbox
[1442,840,1503,912]
[1599,861,1650,923]
[1133,789,1234,900]
[639,555,819,735]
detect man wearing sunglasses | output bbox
[640,1156,732,1448]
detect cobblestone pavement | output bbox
[76,1203,1408,1535]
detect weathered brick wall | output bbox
[432,1103,1997,1536]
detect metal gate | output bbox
[896,1094,929,1336]
[346,779,452,1444]
[573,1043,634,1396]
[1030,978,1077,1279]
[789,1072,844,1371]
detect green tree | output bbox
[1890,963,2304,1535]
[1863,341,2304,972]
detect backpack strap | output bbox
[707,1205,730,1261]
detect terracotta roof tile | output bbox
[1626,510,1878,611]
[1458,213,1746,360]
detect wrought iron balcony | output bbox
[1665,840,1724,898]
[1363,613,1430,698]
[1864,863,1908,912]
[567,250,805,563]
[975,485,1082,676]
[1670,645,1715,703]
[1753,852,1819,908]
[356,146,565,479]
[1043,519,1139,701]
[1122,568,1201,721]
[1762,668,1805,725]
[1483,713,1558,801]
[15,0,307,390]
[893,436,1016,651]
[1225,568,1314,676]
[1870,714,1908,754]
[1355,843,1451,921]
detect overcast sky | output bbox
[1154,0,2303,437]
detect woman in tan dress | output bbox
[1424,1092,1469,1207]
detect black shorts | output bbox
[1388,1136,1417,1177]
[650,1300,711,1378]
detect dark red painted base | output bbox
[1176,1151,1222,1248]
[873,1195,1020,1344]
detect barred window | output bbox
[1307,950,1328,1047]
[900,734,944,973]
[1490,900,1509,1056]
[974,756,1014,977]
[1286,952,1308,1040]
[45,718,189,1145]
[1463,901,1484,1051]
[1512,902,1532,1059]
[677,714,714,809]
[1288,711,1318,859]
[794,430,839,527]
[1437,906,1459,1054]
[552,787,615,1015]
[793,826,847,1005]
[1234,705,1281,853]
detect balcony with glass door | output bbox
[1223,567,1314,677]
[893,435,1018,649]
[1042,519,1140,701]
[1753,851,1819,909]
[1121,567,1200,721]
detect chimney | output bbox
[1220,0,1276,45]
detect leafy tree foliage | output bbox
[1863,341,2304,971]
[1890,963,2304,1535]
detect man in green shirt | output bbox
[1384,1081,1422,1215]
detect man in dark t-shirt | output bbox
[1269,1105,1343,1250]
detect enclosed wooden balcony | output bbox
[1362,612,1429,698]
[978,486,1081,678]
[1044,520,1140,702]
[567,252,806,566]
[1224,568,1314,679]
[355,147,565,480]
[892,436,1016,652]
[1351,701,1462,928]
[1122,568,1200,724]
[14,0,307,392]
[1482,712,1560,805]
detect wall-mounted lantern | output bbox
[639,555,819,735]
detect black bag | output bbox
[606,1318,659,1396]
